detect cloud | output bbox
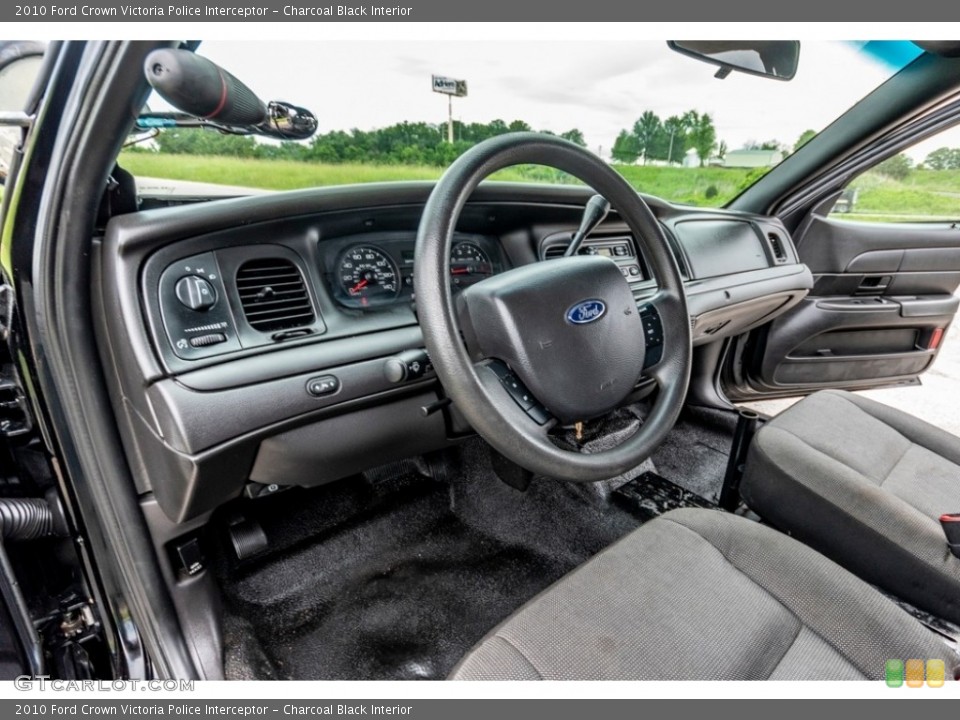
[176,40,957,158]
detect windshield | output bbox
[123,40,931,207]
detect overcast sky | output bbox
[171,40,960,161]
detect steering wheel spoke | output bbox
[638,288,684,376]
[476,360,555,436]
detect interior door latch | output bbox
[855,275,891,295]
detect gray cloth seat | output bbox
[741,389,960,625]
[450,508,954,680]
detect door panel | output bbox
[796,216,960,273]
[727,215,960,399]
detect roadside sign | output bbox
[432,75,468,97]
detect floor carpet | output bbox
[213,408,737,680]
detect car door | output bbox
[725,135,960,401]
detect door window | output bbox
[830,122,960,223]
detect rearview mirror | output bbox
[667,40,800,81]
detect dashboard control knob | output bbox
[383,349,432,383]
[175,275,217,311]
[189,332,227,348]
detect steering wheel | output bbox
[414,133,691,482]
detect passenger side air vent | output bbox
[767,232,788,264]
[236,258,315,332]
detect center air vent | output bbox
[236,258,315,333]
[543,243,569,260]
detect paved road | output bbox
[743,301,960,437]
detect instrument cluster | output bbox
[325,233,502,309]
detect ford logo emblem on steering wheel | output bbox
[566,299,607,325]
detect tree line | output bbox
[609,112,828,167]
[610,110,720,167]
[923,147,960,171]
[870,147,960,181]
[141,120,587,166]
[136,117,960,176]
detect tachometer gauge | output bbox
[337,246,400,307]
[450,242,493,288]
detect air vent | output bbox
[767,232,788,263]
[236,258,315,333]
[543,243,569,260]
[542,236,642,261]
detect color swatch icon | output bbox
[885,659,904,687]
[886,658,948,687]
[906,659,925,687]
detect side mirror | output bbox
[668,40,800,81]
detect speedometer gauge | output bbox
[337,246,400,307]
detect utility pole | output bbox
[432,75,467,144]
[448,94,453,144]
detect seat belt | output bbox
[939,514,960,558]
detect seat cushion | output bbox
[740,389,960,625]
[450,509,954,680]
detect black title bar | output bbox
[5,0,960,21]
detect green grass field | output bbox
[119,152,959,221]
[119,153,453,189]
[118,152,753,206]
[614,165,757,206]
[844,169,960,221]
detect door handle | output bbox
[856,274,891,294]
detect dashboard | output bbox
[94,182,813,524]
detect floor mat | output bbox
[650,405,739,501]
[214,424,726,681]
[613,470,716,522]
[215,465,585,680]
